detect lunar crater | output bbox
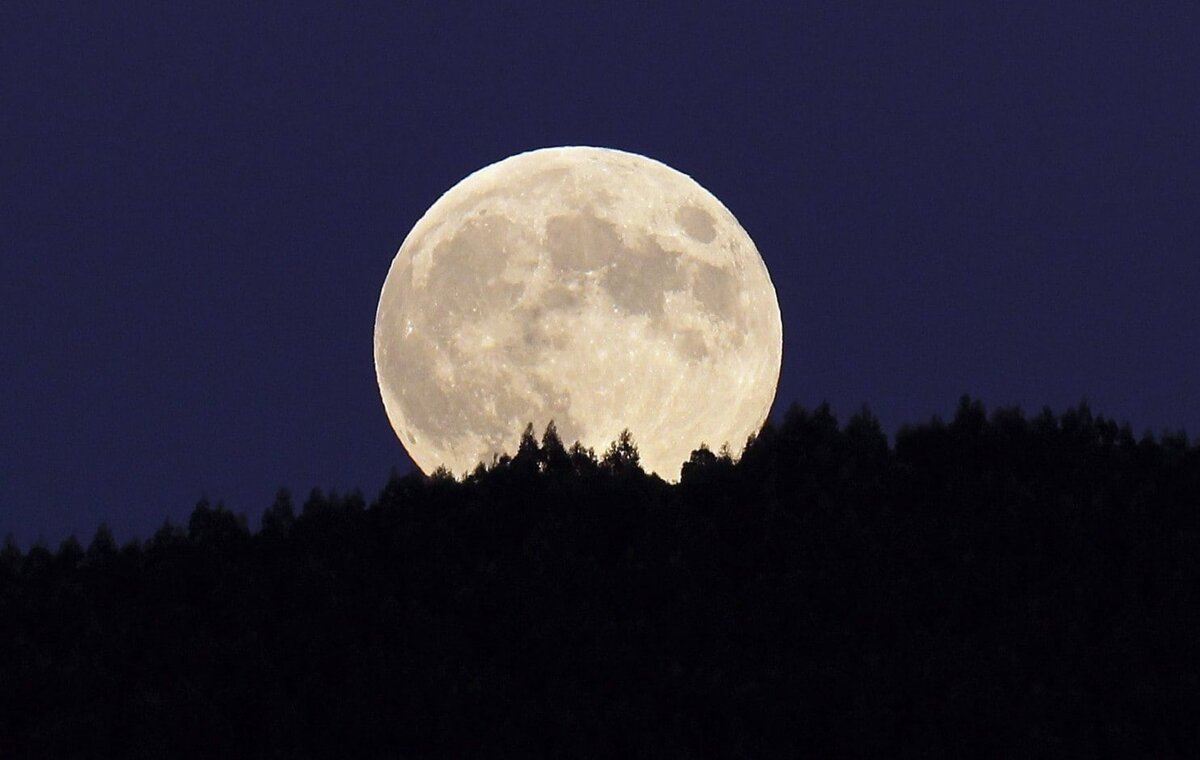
[676,205,718,243]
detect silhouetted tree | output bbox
[85,523,117,566]
[512,422,541,478]
[1,533,20,575]
[681,443,719,482]
[601,428,641,474]
[55,536,83,571]
[568,440,598,477]
[188,498,248,552]
[540,420,571,474]
[261,488,296,539]
[148,518,186,551]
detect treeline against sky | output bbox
[3,397,1198,756]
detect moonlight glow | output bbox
[374,146,782,480]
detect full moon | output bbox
[374,146,782,480]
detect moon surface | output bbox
[374,146,782,480]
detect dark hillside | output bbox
[3,397,1198,756]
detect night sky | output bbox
[3,3,1198,546]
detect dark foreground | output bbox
[3,398,1198,757]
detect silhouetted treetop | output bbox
[601,428,641,474]
[85,523,117,566]
[540,420,571,474]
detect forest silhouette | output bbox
[3,397,1198,756]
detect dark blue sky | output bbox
[3,2,1198,545]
